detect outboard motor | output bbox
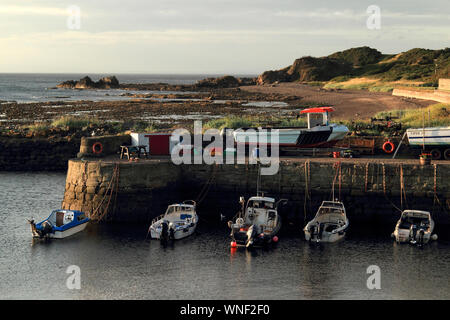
[410,224,418,245]
[418,229,425,246]
[246,225,259,248]
[317,223,324,241]
[168,222,175,240]
[160,221,169,242]
[40,221,53,237]
[308,224,318,242]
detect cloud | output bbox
[0,5,69,16]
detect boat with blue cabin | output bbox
[28,210,90,239]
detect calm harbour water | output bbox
[1,172,449,300]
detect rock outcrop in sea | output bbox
[57,76,120,89]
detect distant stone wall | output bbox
[61,159,450,228]
[392,88,450,103]
[439,79,450,91]
[0,137,79,171]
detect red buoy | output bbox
[230,241,237,248]
[272,236,279,243]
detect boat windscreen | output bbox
[249,200,274,209]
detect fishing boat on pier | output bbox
[230,107,349,149]
[406,126,450,159]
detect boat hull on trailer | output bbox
[406,126,450,147]
[233,124,349,148]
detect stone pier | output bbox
[61,158,450,228]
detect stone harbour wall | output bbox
[61,159,450,228]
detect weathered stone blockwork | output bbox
[62,159,450,227]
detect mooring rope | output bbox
[91,163,119,221]
[382,162,402,213]
[195,164,217,205]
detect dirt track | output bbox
[240,83,435,120]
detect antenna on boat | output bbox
[256,162,262,196]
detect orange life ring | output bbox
[382,141,395,154]
[92,142,103,154]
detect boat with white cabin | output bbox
[303,201,349,243]
[392,210,437,245]
[228,195,286,248]
[148,200,198,241]
[28,210,90,239]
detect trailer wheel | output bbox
[430,149,442,160]
[444,148,450,160]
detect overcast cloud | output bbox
[1,0,448,73]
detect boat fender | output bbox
[236,218,244,225]
[431,234,438,241]
[227,221,233,228]
[272,236,279,243]
[92,142,103,155]
[382,141,395,154]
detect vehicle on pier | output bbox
[406,126,450,160]
[303,201,349,243]
[229,107,349,151]
[228,195,286,248]
[392,210,437,245]
[148,200,198,241]
[28,210,89,239]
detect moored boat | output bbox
[303,201,349,243]
[149,200,198,241]
[392,210,437,245]
[28,210,89,239]
[228,195,286,248]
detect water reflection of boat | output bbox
[228,195,286,248]
[28,210,89,239]
[148,200,198,241]
[392,210,437,245]
[303,201,349,243]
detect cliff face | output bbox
[57,76,119,89]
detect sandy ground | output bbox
[240,83,435,120]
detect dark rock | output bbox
[57,76,120,89]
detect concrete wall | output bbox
[439,79,450,91]
[392,88,450,103]
[61,159,450,228]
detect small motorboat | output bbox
[28,210,89,239]
[392,210,437,245]
[148,200,198,241]
[304,201,349,243]
[228,195,286,248]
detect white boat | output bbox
[392,210,437,245]
[303,201,349,243]
[149,200,198,241]
[228,195,286,248]
[406,126,450,147]
[230,107,349,148]
[28,210,89,239]
[406,126,450,159]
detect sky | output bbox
[0,0,449,74]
